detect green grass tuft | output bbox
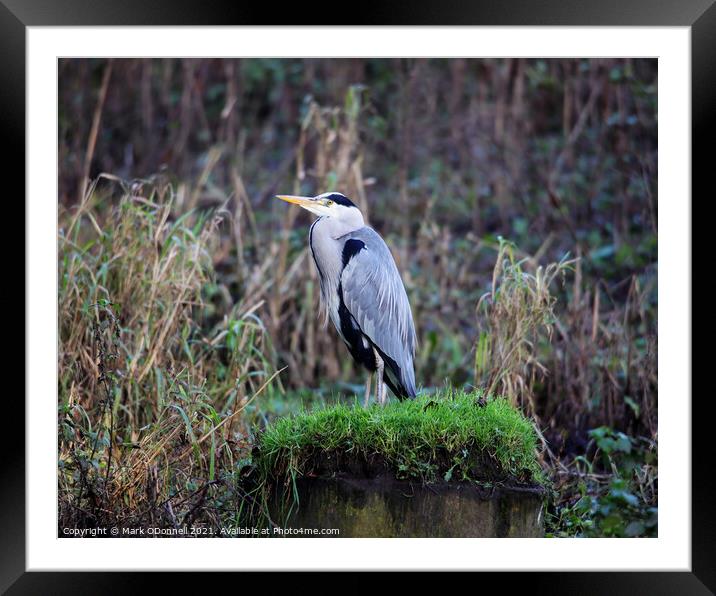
[255,389,547,488]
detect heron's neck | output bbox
[317,210,364,239]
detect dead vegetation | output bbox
[58,178,277,529]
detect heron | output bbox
[276,192,417,405]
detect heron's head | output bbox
[276,192,363,222]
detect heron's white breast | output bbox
[309,217,344,332]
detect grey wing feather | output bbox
[340,227,417,396]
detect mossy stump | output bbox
[254,392,548,538]
[271,475,545,537]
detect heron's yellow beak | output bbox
[275,195,315,207]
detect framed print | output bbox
[9,0,710,590]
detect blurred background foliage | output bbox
[58,58,657,536]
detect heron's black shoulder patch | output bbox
[328,193,356,208]
[342,239,366,268]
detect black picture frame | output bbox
[8,0,709,591]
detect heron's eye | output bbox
[326,200,334,206]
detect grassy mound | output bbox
[255,390,546,488]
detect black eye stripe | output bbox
[326,193,356,208]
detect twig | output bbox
[79,59,113,204]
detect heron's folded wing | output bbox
[340,228,416,392]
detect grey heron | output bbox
[276,192,417,405]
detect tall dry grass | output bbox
[475,238,576,418]
[58,177,277,529]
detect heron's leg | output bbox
[363,373,373,407]
[373,350,385,406]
